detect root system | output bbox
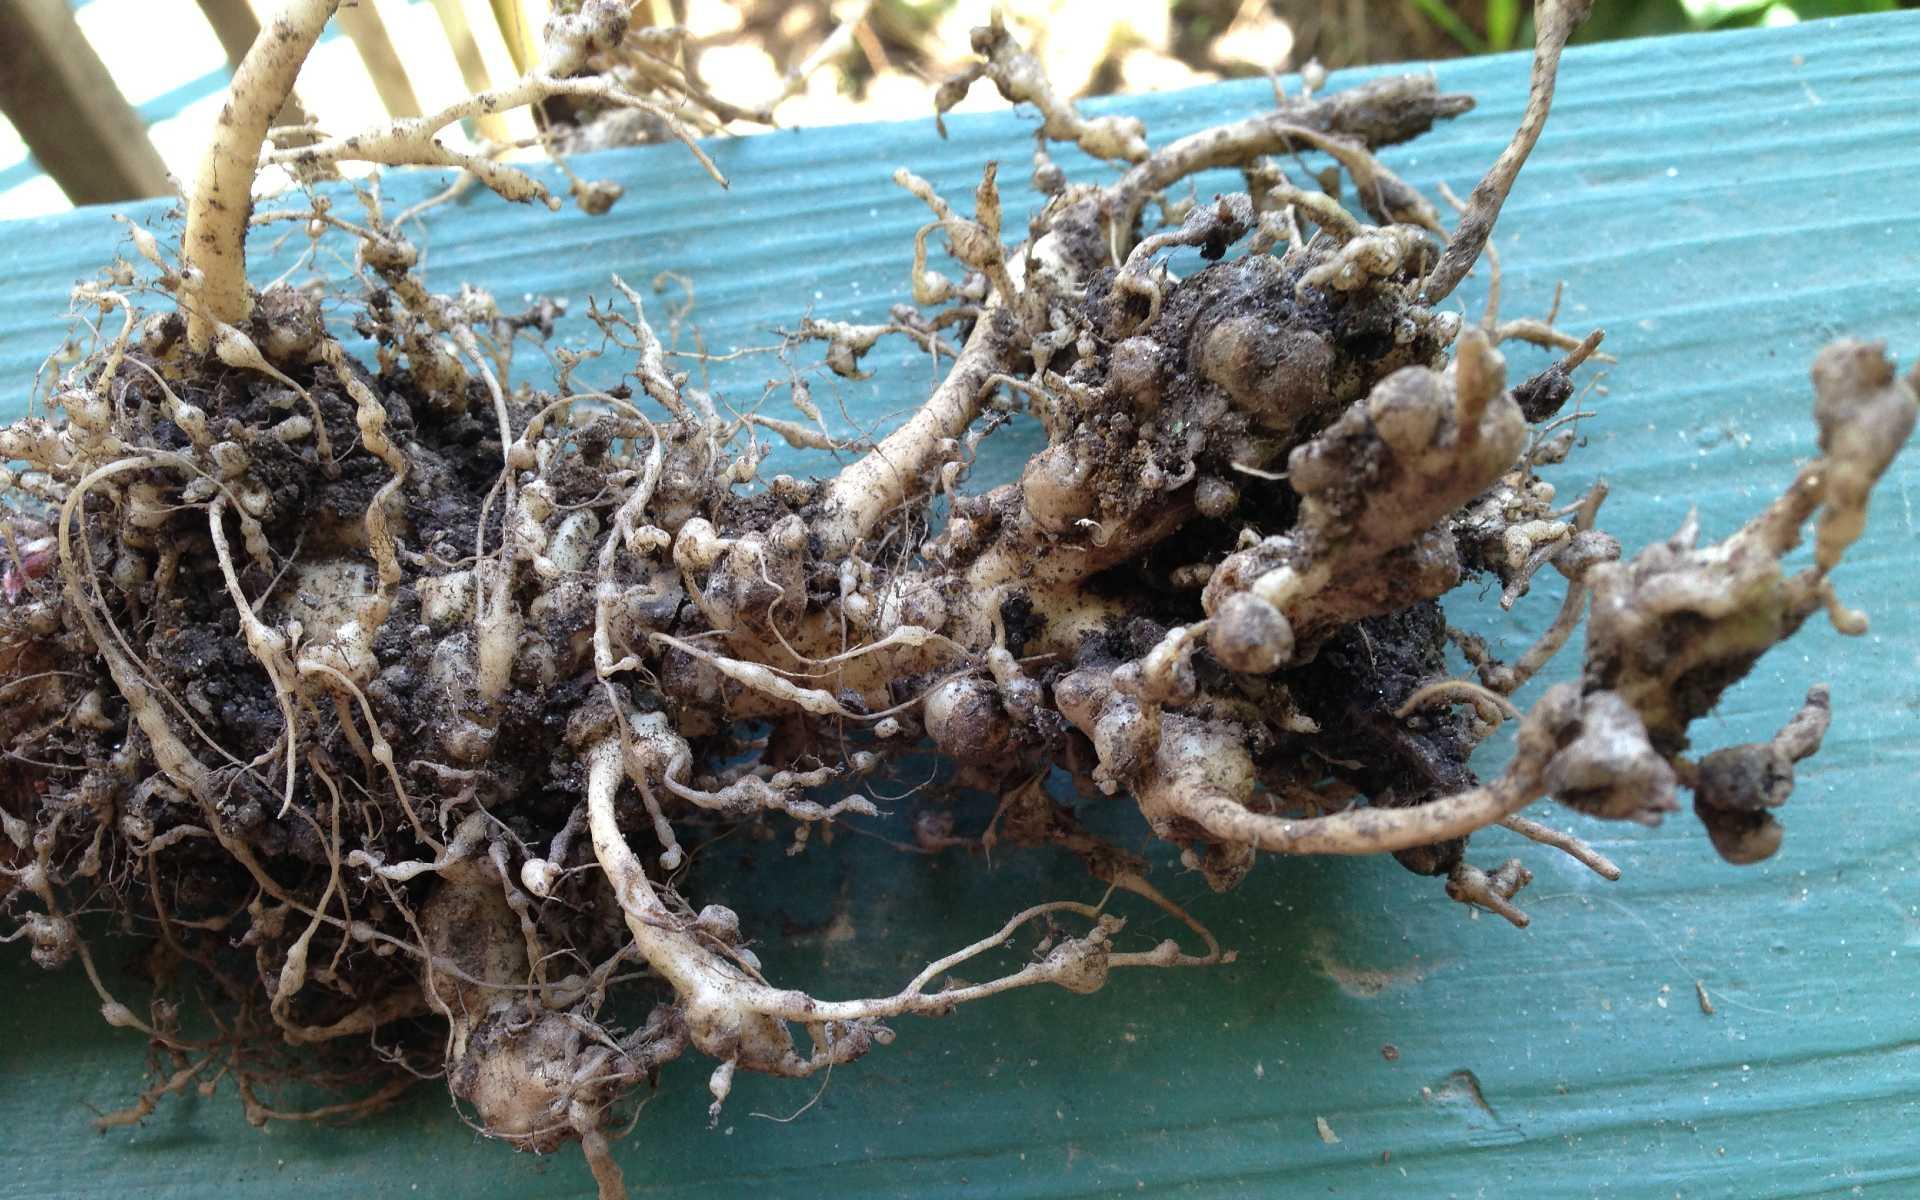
[2,2,1912,1195]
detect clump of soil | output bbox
[1,3,1913,1196]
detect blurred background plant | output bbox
[0,0,1910,219]
[1404,0,1905,54]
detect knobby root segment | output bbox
[3,4,1913,1196]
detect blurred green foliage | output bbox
[1409,0,1907,55]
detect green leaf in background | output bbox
[1680,0,1899,29]
[1680,0,1776,23]
[1406,0,1488,50]
[1787,0,1899,15]
[1486,0,1524,49]
[1424,0,1914,50]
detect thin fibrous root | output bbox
[583,732,1221,1120]
[1498,814,1621,881]
[1424,0,1593,303]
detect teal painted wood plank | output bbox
[3,12,1918,1199]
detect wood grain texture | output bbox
[2,13,1917,1199]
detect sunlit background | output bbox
[0,0,1902,219]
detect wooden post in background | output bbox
[338,0,425,119]
[0,0,173,205]
[194,0,313,135]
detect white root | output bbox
[207,493,302,817]
[181,0,343,347]
[584,732,1219,1117]
[57,456,212,799]
[266,61,727,203]
[648,632,933,722]
[1497,815,1621,881]
[181,0,728,352]
[815,187,1031,554]
[15,6,1910,1184]
[936,18,1148,163]
[1154,743,1550,857]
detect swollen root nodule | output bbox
[2,2,1913,1194]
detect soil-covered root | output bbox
[2,5,1916,1196]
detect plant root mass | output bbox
[1,2,1913,1195]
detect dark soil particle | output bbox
[998,590,1042,657]
[1284,601,1475,875]
[1514,362,1574,423]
